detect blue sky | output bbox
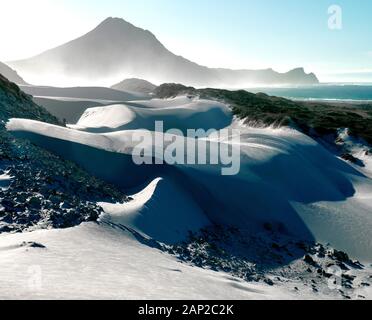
[1,0,371,81]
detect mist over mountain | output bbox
[8,17,318,87]
[0,61,27,85]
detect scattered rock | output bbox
[342,274,356,282]
[340,153,363,166]
[304,255,316,266]
[21,241,46,249]
[332,250,351,263]
[337,262,350,271]
[264,278,274,286]
[316,244,326,258]
[350,260,364,269]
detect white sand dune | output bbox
[71,96,232,134]
[99,177,211,244]
[6,97,372,261]
[0,222,301,300]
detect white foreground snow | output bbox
[0,222,300,300]
[3,222,370,300]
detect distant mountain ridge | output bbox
[0,61,28,85]
[8,17,319,87]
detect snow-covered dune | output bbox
[71,96,232,134]
[7,97,372,261]
[99,177,211,244]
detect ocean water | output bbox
[246,84,372,102]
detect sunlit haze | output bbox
[1,0,372,83]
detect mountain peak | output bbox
[288,67,305,74]
[285,67,319,83]
[95,17,143,33]
[7,18,319,86]
[100,17,132,26]
[90,17,159,45]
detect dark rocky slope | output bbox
[0,74,127,233]
[0,62,27,85]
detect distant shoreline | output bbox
[243,84,372,104]
[291,98,372,105]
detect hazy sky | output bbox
[0,0,371,81]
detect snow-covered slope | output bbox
[99,177,211,244]
[72,96,232,133]
[0,222,303,300]
[336,128,372,178]
[6,97,372,261]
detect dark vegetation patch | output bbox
[155,83,372,146]
[0,74,60,125]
